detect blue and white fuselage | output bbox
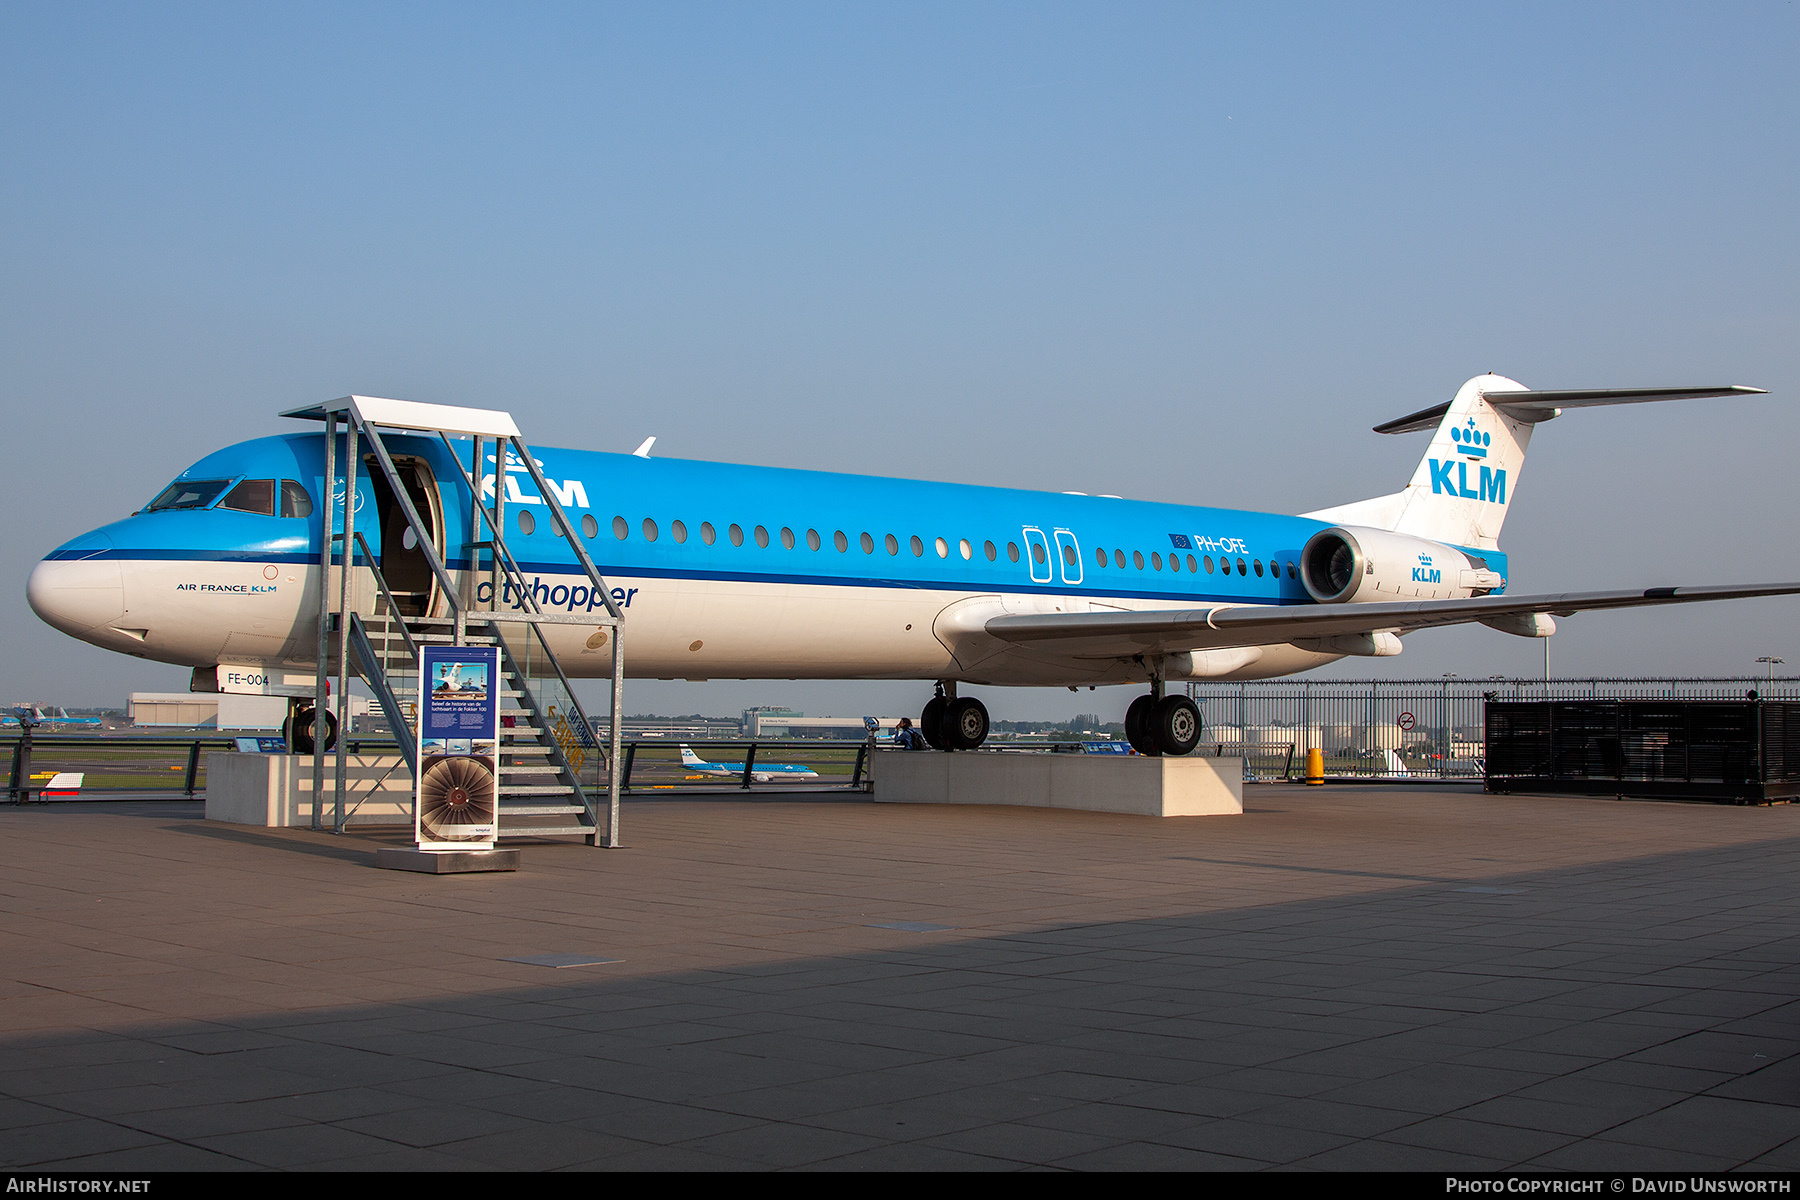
[26,375,1794,705]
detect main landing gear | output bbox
[921,682,990,751]
[1124,686,1203,757]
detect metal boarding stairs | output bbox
[285,396,625,847]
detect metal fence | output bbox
[1184,677,1800,780]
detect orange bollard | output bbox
[1305,747,1325,785]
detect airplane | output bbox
[26,373,1800,758]
[678,744,821,782]
[2,706,103,729]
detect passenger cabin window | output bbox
[517,510,536,536]
[581,514,599,539]
[613,516,629,539]
[910,535,924,557]
[1132,551,1144,570]
[984,541,997,561]
[1063,544,1078,568]
[701,522,716,545]
[1151,552,1163,571]
[643,518,659,542]
[1237,558,1248,575]
[885,534,899,555]
[672,520,688,543]
[279,480,313,518]
[1204,555,1214,574]
[1187,554,1198,573]
[1114,549,1125,568]
[935,537,949,558]
[1287,560,1297,580]
[834,530,848,552]
[959,538,972,560]
[1253,559,1263,577]
[1007,542,1019,563]
[780,527,795,549]
[807,529,822,551]
[1095,547,1108,568]
[729,524,745,546]
[755,525,770,548]
[147,479,232,512]
[1033,543,1048,565]
[1168,553,1180,573]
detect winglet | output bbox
[632,436,656,458]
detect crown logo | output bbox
[1449,418,1490,459]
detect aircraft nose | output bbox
[27,531,126,637]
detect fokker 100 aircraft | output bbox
[27,374,1800,756]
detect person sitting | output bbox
[893,717,927,750]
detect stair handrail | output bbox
[494,628,599,827]
[351,532,421,663]
[356,416,464,615]
[345,613,420,776]
[434,433,554,620]
[507,435,624,621]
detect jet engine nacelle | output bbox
[1299,525,1503,604]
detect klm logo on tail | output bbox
[1429,420,1505,504]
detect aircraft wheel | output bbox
[945,697,989,750]
[920,696,947,750]
[285,706,338,754]
[1124,694,1160,756]
[1151,695,1202,756]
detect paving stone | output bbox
[5,786,1800,1170]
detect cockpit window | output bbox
[280,480,313,518]
[220,479,276,515]
[147,479,233,511]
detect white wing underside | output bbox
[981,583,1800,660]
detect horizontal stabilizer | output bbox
[1373,385,1765,435]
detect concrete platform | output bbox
[5,786,1800,1171]
[204,750,411,827]
[374,847,519,873]
[874,750,1242,816]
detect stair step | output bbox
[500,803,595,816]
[499,765,564,776]
[500,784,576,796]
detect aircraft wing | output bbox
[982,582,1800,659]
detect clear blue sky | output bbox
[3,2,1797,721]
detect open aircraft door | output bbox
[365,453,448,618]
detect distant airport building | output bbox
[740,707,901,738]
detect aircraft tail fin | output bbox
[679,744,705,767]
[1304,376,1764,551]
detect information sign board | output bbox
[416,645,502,850]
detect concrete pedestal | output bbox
[374,847,519,874]
[204,752,412,827]
[874,751,1243,816]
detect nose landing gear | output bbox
[1124,691,1202,757]
[921,683,990,751]
[284,704,338,754]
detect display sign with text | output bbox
[415,645,501,850]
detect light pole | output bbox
[1757,656,1784,685]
